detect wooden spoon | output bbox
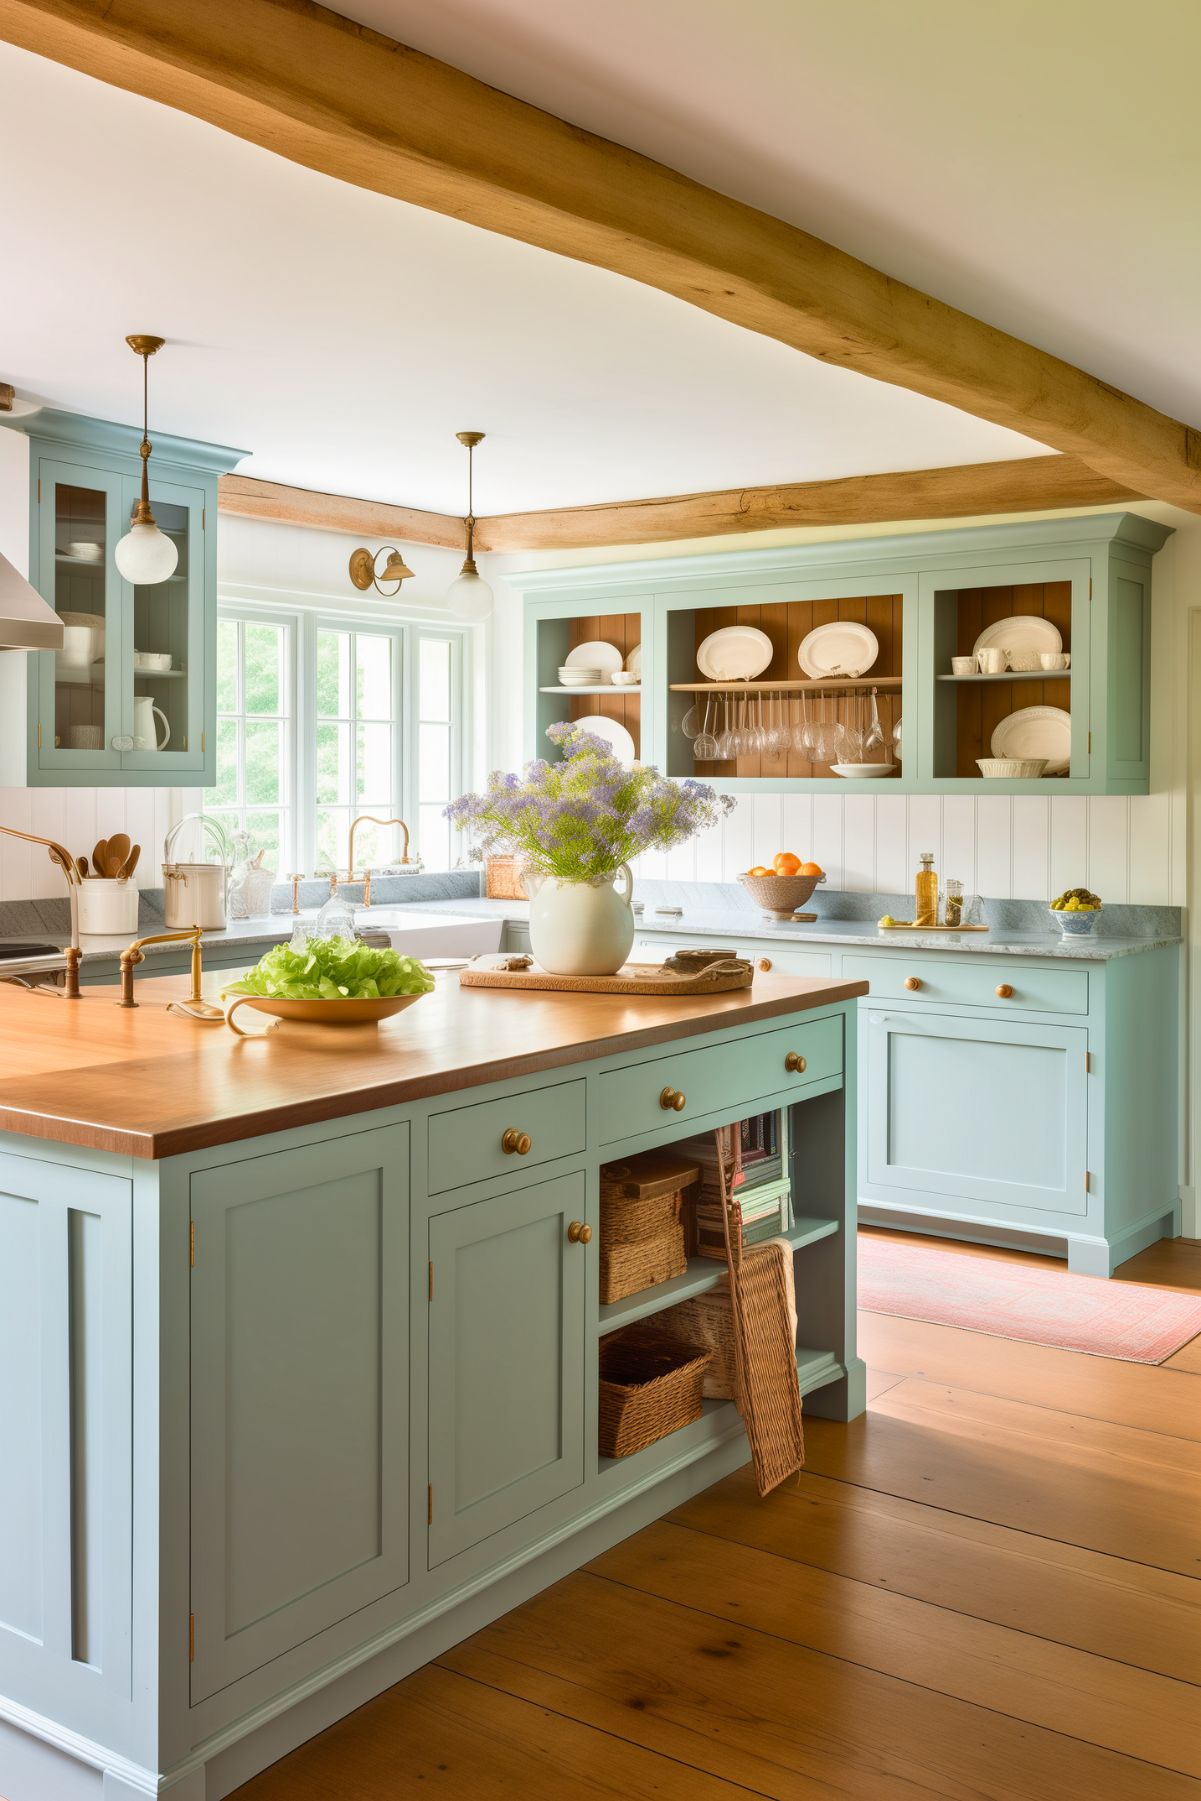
[77,854,89,879]
[119,844,140,882]
[93,839,109,876]
[106,832,131,878]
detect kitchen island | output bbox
[0,968,866,1801]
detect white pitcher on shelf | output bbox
[132,695,170,751]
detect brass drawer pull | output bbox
[501,1128,532,1155]
[659,1086,687,1112]
[995,983,1014,999]
[758,957,772,972]
[784,1051,807,1074]
[567,1220,592,1245]
[904,976,922,991]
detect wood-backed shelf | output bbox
[597,1215,839,1337]
[937,671,1071,684]
[538,684,641,694]
[670,677,903,693]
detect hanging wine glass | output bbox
[714,692,736,760]
[680,701,701,740]
[892,715,903,763]
[693,694,718,760]
[865,686,885,756]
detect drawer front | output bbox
[598,1014,842,1144]
[842,954,1088,1016]
[428,1078,587,1194]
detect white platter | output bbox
[564,640,623,681]
[973,614,1062,661]
[571,713,637,764]
[626,642,642,677]
[991,705,1071,775]
[830,762,897,779]
[798,620,878,679]
[697,625,773,682]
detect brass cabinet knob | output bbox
[904,976,922,991]
[784,1051,807,1073]
[758,957,773,972]
[995,983,1014,999]
[659,1086,687,1112]
[567,1220,592,1245]
[501,1128,532,1155]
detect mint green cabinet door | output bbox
[863,1008,1088,1219]
[189,1125,410,1703]
[428,1171,586,1567]
[34,458,127,775]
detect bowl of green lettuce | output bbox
[222,936,435,1030]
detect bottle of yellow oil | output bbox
[914,851,938,926]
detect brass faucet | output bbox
[118,925,223,1020]
[347,816,411,908]
[0,822,82,997]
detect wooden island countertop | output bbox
[0,969,868,1159]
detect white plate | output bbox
[571,713,637,764]
[991,705,1071,775]
[564,640,622,681]
[798,621,878,679]
[973,615,1062,660]
[626,643,642,677]
[697,625,773,682]
[830,762,897,779]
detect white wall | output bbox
[491,500,1198,905]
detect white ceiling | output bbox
[343,0,1201,426]
[0,39,1051,514]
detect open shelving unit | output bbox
[598,1213,837,1336]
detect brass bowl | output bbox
[739,871,821,921]
[225,992,426,1036]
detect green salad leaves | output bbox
[222,936,436,1001]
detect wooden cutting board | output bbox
[878,922,989,932]
[459,955,755,996]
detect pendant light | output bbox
[445,430,493,622]
[114,334,179,586]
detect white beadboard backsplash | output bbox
[0,787,179,901]
[631,790,1176,905]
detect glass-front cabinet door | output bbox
[32,461,207,778]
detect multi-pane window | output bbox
[209,606,465,876]
[207,614,294,866]
[314,625,401,874]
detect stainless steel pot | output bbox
[162,814,230,930]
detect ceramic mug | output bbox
[951,655,975,676]
[1039,652,1071,670]
[977,647,1009,675]
[66,724,103,750]
[131,696,171,751]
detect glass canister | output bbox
[942,879,964,928]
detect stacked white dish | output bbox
[563,640,623,685]
[558,665,603,686]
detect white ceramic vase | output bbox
[527,865,635,976]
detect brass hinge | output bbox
[1084,1170,1091,1194]
[188,1613,195,1662]
[201,731,205,753]
[202,505,207,530]
[36,720,42,750]
[428,1260,434,1301]
[427,1484,433,1525]
[1088,579,1093,599]
[1085,1051,1092,1074]
[37,478,41,503]
[189,1221,195,1267]
[1087,731,1092,754]
[182,735,188,753]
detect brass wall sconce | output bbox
[348,545,416,597]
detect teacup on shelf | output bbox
[1039,652,1071,671]
[976,647,1009,675]
[951,655,975,676]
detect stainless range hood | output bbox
[0,550,63,650]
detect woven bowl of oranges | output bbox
[739,853,825,920]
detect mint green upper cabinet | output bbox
[519,513,1170,795]
[1,409,245,788]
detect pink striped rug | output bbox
[858,1233,1201,1364]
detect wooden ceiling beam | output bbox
[472,456,1140,553]
[217,474,465,550]
[2,0,1199,511]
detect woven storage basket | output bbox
[666,1239,799,1400]
[484,856,527,899]
[598,1328,710,1458]
[599,1151,698,1304]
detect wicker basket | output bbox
[667,1239,799,1400]
[599,1151,699,1304]
[484,856,527,899]
[598,1328,711,1458]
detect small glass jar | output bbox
[942,879,964,928]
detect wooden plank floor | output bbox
[234,1232,1201,1799]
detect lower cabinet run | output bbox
[0,990,863,1801]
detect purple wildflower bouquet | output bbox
[446,723,734,883]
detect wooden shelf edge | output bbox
[597,1216,839,1337]
[936,671,1071,684]
[669,677,903,692]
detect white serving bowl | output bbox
[977,757,1048,779]
[610,671,640,686]
[134,651,173,672]
[830,762,897,779]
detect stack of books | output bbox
[679,1114,793,1260]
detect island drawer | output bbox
[841,955,1088,1016]
[598,1014,842,1144]
[428,1078,587,1193]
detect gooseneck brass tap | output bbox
[118,925,223,1019]
[0,822,82,997]
[347,816,412,908]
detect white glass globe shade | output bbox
[445,567,493,622]
[114,520,179,585]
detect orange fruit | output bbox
[773,852,802,876]
[748,864,772,877]
[799,861,824,878]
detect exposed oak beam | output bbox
[472,456,1140,553]
[2,0,1199,512]
[217,474,464,550]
